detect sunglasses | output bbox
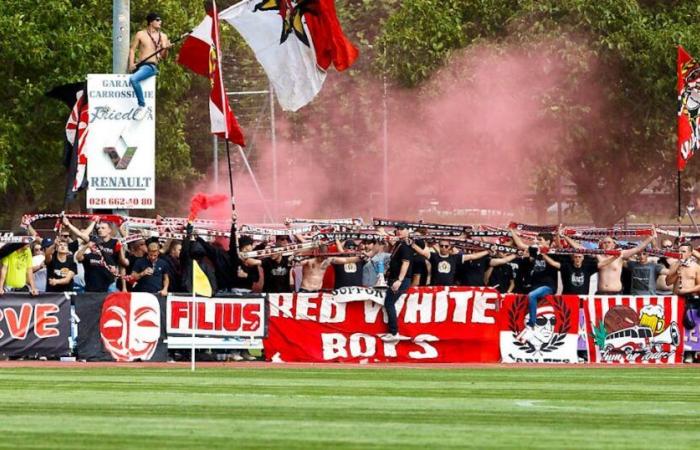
[439,245,451,248]
[535,316,556,326]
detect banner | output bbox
[0,293,70,357]
[85,74,155,209]
[264,287,502,363]
[584,296,683,364]
[499,295,580,363]
[167,295,267,338]
[683,309,700,353]
[330,286,385,305]
[74,292,167,362]
[677,45,700,171]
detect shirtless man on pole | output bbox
[128,12,171,120]
[666,243,700,329]
[563,228,655,294]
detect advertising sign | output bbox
[85,74,155,209]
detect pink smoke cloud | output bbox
[193,39,600,225]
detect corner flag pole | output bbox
[191,289,196,372]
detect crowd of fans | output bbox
[1,214,699,360]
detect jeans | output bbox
[384,279,410,334]
[526,285,553,327]
[129,63,158,107]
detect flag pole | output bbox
[191,289,196,371]
[678,170,682,238]
[225,140,235,211]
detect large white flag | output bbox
[220,0,358,112]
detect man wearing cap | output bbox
[380,226,426,342]
[329,240,365,289]
[128,12,171,120]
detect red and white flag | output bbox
[677,45,700,171]
[220,0,359,112]
[177,0,245,146]
[65,89,89,193]
[584,295,683,364]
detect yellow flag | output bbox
[192,260,212,297]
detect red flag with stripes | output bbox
[584,295,683,364]
[677,46,700,171]
[65,89,89,194]
[177,0,245,146]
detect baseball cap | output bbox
[41,237,54,249]
[146,12,161,23]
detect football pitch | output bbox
[0,365,698,449]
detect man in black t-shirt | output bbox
[262,236,293,293]
[331,240,365,288]
[410,228,429,286]
[542,253,603,295]
[126,238,148,275]
[511,230,559,339]
[381,226,424,342]
[45,240,77,292]
[457,251,491,287]
[131,242,170,295]
[75,221,129,292]
[429,241,461,286]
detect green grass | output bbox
[0,366,699,449]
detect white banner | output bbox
[167,296,267,338]
[85,74,155,209]
[499,295,580,363]
[330,286,385,305]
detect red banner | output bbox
[584,296,684,364]
[678,45,700,171]
[265,287,502,363]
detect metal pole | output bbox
[213,135,219,191]
[382,50,389,217]
[556,172,562,224]
[678,170,682,236]
[112,0,130,74]
[270,83,278,220]
[112,0,129,217]
[237,145,274,221]
[226,140,235,211]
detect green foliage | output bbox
[378,0,700,224]
[378,0,468,86]
[0,0,204,225]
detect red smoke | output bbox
[188,193,229,221]
[190,39,600,225]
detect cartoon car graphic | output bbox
[604,324,680,354]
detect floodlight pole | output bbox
[113,0,130,73]
[270,83,278,219]
[213,135,219,190]
[112,0,130,217]
[382,45,389,217]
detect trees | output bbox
[0,0,203,225]
[376,0,700,225]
